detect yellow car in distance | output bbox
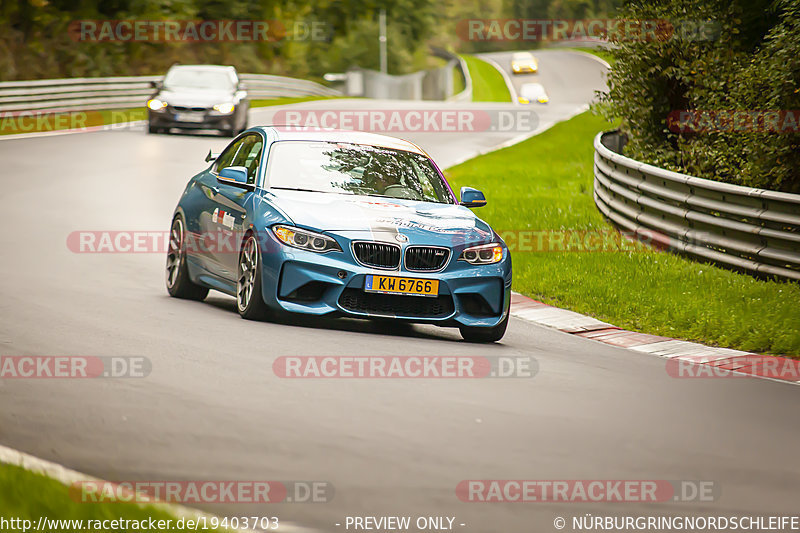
[511,52,538,74]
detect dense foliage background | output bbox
[599,0,800,193]
[0,0,620,80]
[5,0,797,192]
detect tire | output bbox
[459,312,509,343]
[236,233,271,320]
[148,123,158,134]
[166,216,208,300]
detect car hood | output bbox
[158,88,234,107]
[265,190,496,245]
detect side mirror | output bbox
[218,166,252,189]
[460,186,487,208]
[149,80,160,89]
[205,150,220,163]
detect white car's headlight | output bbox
[147,99,167,111]
[459,243,504,265]
[213,102,235,114]
[272,225,341,253]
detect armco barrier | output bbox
[0,74,340,113]
[593,131,800,282]
[431,47,471,103]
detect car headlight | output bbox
[213,102,235,114]
[272,225,341,253]
[147,99,167,111]
[459,243,504,265]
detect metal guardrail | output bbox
[431,47,471,102]
[594,131,800,282]
[447,54,472,102]
[0,74,340,113]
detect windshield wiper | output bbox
[270,187,328,193]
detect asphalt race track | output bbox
[1,51,798,532]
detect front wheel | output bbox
[459,313,509,343]
[166,216,208,300]
[237,234,271,320]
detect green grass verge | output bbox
[0,108,146,136]
[445,111,800,356]
[250,95,345,108]
[0,463,220,532]
[460,55,511,103]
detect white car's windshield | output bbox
[163,68,234,91]
[521,83,546,99]
[266,141,455,204]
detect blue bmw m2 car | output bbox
[166,127,512,342]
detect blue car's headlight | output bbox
[272,225,341,253]
[459,243,504,265]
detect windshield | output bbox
[163,68,234,91]
[513,52,533,61]
[521,84,545,98]
[266,141,455,204]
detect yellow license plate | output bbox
[365,275,439,297]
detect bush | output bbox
[598,0,800,193]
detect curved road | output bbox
[479,49,608,107]
[0,51,798,532]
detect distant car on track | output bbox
[510,52,538,74]
[166,127,512,342]
[147,64,249,136]
[518,83,549,104]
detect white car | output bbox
[518,83,549,104]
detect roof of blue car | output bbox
[261,126,427,155]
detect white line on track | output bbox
[0,121,147,141]
[479,56,519,104]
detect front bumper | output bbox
[259,234,512,328]
[148,108,237,131]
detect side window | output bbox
[214,138,245,173]
[231,134,264,184]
